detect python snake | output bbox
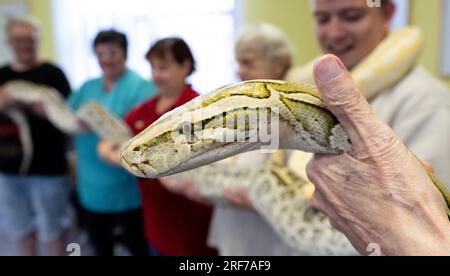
[120,78,450,255]
[120,26,427,178]
[120,78,450,203]
[120,27,450,255]
[3,80,132,142]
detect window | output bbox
[52,0,241,93]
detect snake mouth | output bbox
[121,155,145,178]
[121,138,261,179]
[120,142,148,178]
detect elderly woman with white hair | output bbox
[159,22,296,256]
[234,23,293,81]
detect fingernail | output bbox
[316,55,346,83]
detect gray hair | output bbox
[6,15,42,36]
[236,23,293,70]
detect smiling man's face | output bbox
[313,0,394,69]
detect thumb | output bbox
[313,54,387,149]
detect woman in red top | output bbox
[99,38,217,256]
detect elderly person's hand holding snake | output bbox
[0,86,13,110]
[307,54,450,256]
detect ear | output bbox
[181,59,193,75]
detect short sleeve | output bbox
[67,84,86,111]
[130,80,157,108]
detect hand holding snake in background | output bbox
[0,86,16,111]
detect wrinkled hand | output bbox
[223,187,254,210]
[97,140,122,166]
[160,177,211,205]
[306,54,450,256]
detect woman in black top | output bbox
[0,16,73,256]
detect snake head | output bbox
[120,81,283,178]
[120,102,263,178]
[120,80,352,178]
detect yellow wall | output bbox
[243,0,450,87]
[410,0,450,86]
[242,0,321,66]
[27,0,53,61]
[1,0,449,86]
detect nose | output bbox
[327,17,347,41]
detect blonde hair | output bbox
[236,23,293,72]
[6,15,42,36]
